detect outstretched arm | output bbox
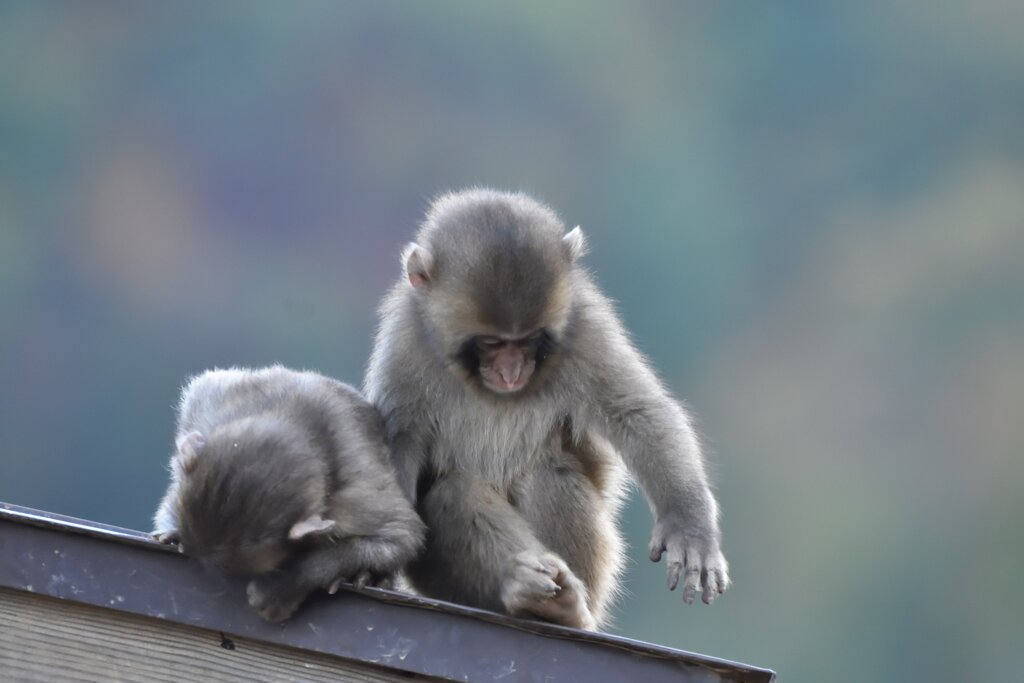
[585,313,729,604]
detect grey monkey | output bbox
[364,189,729,630]
[153,366,426,622]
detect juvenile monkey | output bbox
[153,366,425,622]
[364,189,729,630]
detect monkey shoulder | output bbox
[312,374,373,411]
[176,367,262,433]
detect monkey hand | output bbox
[326,571,397,594]
[151,529,180,546]
[501,551,597,631]
[649,516,729,605]
[246,575,308,623]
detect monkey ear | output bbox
[288,514,337,541]
[175,431,205,474]
[562,226,587,261]
[402,242,434,288]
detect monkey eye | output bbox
[513,330,545,348]
[477,336,504,349]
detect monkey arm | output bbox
[246,527,423,623]
[386,431,429,505]
[587,335,729,604]
[362,355,431,506]
[151,480,181,543]
[246,446,426,624]
[301,531,422,588]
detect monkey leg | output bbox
[513,454,625,628]
[407,471,595,630]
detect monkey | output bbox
[363,189,729,631]
[152,366,426,622]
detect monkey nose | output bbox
[496,359,522,386]
[498,365,520,385]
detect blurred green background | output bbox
[2,3,1022,680]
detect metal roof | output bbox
[0,502,775,682]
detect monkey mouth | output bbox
[479,365,532,394]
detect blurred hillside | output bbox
[1,3,1022,681]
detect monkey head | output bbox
[171,423,337,576]
[403,189,586,395]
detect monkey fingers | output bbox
[501,551,563,613]
[681,543,705,605]
[666,557,683,592]
[502,552,596,630]
[701,569,719,605]
[649,522,686,591]
[357,571,398,591]
[649,526,672,564]
[352,570,372,589]
[661,543,689,597]
[373,575,395,590]
[650,516,730,604]
[700,552,730,604]
[327,571,395,595]
[324,569,368,595]
[543,571,597,631]
[152,529,180,546]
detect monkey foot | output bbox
[501,551,596,631]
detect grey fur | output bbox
[153,366,426,622]
[364,189,729,630]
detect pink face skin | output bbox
[477,338,537,394]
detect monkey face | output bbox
[177,504,301,578]
[433,266,569,396]
[477,337,535,393]
[198,540,292,577]
[455,329,557,395]
[404,189,581,395]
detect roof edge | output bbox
[0,502,775,682]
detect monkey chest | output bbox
[433,408,564,484]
